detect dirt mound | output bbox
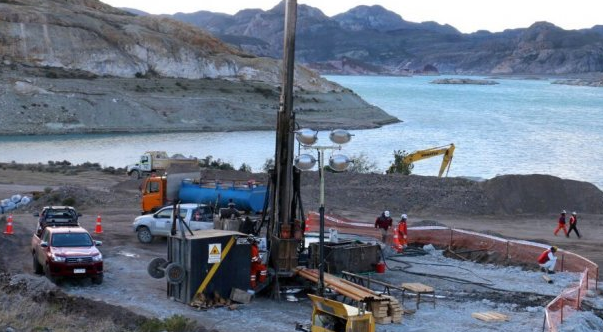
[299,172,603,216]
[27,185,137,212]
[482,174,603,214]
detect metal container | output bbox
[309,241,380,274]
[167,230,250,304]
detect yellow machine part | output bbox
[308,294,375,332]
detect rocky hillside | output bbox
[152,2,603,75]
[0,0,333,91]
[0,0,399,135]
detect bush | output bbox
[62,197,76,206]
[199,155,235,170]
[44,187,53,194]
[386,150,414,175]
[348,153,378,174]
[139,315,197,332]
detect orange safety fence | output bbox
[305,212,599,332]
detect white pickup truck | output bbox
[132,203,213,243]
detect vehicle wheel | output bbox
[91,274,103,285]
[44,264,56,284]
[165,263,185,284]
[32,254,43,275]
[137,226,153,244]
[147,257,168,279]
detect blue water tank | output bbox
[178,181,267,212]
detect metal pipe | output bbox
[318,149,325,296]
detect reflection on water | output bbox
[1,76,602,189]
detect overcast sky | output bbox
[100,0,603,33]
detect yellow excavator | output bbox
[404,143,455,177]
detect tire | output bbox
[91,274,103,285]
[137,226,153,244]
[33,254,43,275]
[44,264,56,284]
[129,170,140,179]
[147,257,168,279]
[165,263,185,284]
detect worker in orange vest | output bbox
[553,210,568,237]
[567,211,581,238]
[249,237,267,288]
[537,246,558,274]
[397,214,408,249]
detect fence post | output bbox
[506,241,509,261]
[576,283,581,310]
[561,254,564,272]
[560,298,564,324]
[449,228,453,250]
[542,314,546,332]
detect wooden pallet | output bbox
[471,311,509,322]
[296,268,403,325]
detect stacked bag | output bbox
[1,194,31,214]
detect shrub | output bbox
[386,150,414,175]
[348,153,379,174]
[44,187,52,194]
[62,197,76,206]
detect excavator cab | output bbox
[306,294,375,332]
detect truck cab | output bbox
[132,203,214,243]
[31,226,103,284]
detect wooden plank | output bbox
[471,312,509,322]
[542,274,553,284]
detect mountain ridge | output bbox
[136,2,603,75]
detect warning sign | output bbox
[208,243,221,263]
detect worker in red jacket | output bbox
[397,214,408,249]
[537,246,558,274]
[567,211,581,238]
[553,210,568,237]
[374,210,393,243]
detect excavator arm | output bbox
[402,144,455,177]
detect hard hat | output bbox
[551,246,558,252]
[401,214,407,220]
[384,211,390,217]
[561,210,566,214]
[572,211,577,215]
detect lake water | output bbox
[1,75,602,189]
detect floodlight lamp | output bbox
[294,154,317,170]
[329,154,352,172]
[329,129,353,145]
[295,128,318,146]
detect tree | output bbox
[262,158,274,173]
[238,163,252,173]
[386,150,414,175]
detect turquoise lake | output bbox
[1,75,602,189]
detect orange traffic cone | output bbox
[392,231,402,253]
[3,214,14,235]
[94,214,103,234]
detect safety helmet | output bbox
[572,211,577,215]
[551,246,558,252]
[561,210,566,214]
[401,214,407,220]
[384,211,390,217]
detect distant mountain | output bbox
[136,2,603,75]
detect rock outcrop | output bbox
[0,0,336,92]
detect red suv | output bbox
[32,226,103,284]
